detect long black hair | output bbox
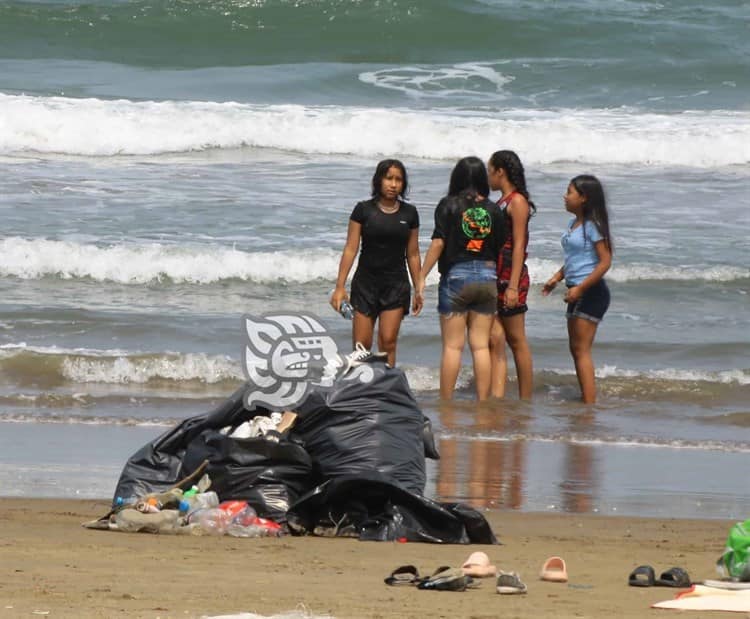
[448,156,490,198]
[570,174,613,253]
[371,158,409,198]
[488,149,536,214]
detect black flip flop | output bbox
[628,565,655,587]
[655,567,691,588]
[384,565,420,586]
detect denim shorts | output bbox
[566,279,610,323]
[438,260,497,315]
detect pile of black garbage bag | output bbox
[113,359,497,544]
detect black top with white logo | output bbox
[351,198,419,276]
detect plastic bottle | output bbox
[227,508,264,538]
[183,486,199,500]
[178,490,219,515]
[339,301,354,320]
[329,289,354,320]
[188,507,231,536]
[219,500,253,522]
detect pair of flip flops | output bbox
[384,565,475,591]
[629,565,691,588]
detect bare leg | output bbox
[567,316,599,404]
[376,307,405,366]
[466,311,495,401]
[352,312,376,351]
[439,313,467,400]
[501,313,534,400]
[489,317,507,398]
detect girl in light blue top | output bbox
[542,175,613,404]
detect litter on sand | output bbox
[652,584,750,612]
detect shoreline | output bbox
[3,418,750,522]
[0,498,740,618]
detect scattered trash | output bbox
[717,518,750,581]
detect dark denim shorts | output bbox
[438,261,497,315]
[566,279,610,323]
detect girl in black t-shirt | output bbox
[331,159,422,365]
[417,157,506,401]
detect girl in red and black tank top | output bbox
[487,150,535,400]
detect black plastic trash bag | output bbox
[180,429,312,521]
[111,385,249,504]
[286,472,498,545]
[112,384,312,520]
[290,360,426,494]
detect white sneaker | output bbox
[342,343,388,374]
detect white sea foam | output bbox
[0,343,243,384]
[605,263,750,283]
[359,62,514,100]
[1,237,747,285]
[0,237,342,284]
[1,93,749,167]
[548,365,750,386]
[439,431,750,453]
[62,352,242,384]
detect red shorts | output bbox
[497,250,530,317]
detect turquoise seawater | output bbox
[0,0,748,518]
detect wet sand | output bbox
[0,498,739,618]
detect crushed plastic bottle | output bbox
[227,507,284,538]
[114,508,180,533]
[178,490,219,516]
[219,500,254,522]
[188,507,231,536]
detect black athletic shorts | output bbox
[350,268,411,317]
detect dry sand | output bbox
[0,498,739,618]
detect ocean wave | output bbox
[0,344,243,386]
[0,237,342,284]
[606,263,750,283]
[359,62,514,101]
[0,345,746,393]
[1,0,745,74]
[0,411,179,427]
[1,94,749,167]
[543,366,750,387]
[1,238,748,285]
[441,430,750,454]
